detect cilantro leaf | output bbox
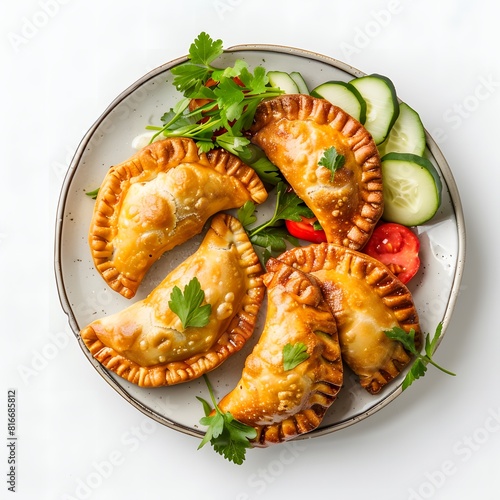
[250,226,297,254]
[250,227,298,267]
[318,146,345,181]
[273,187,315,222]
[188,32,223,66]
[211,58,247,81]
[197,375,257,465]
[402,358,428,390]
[152,33,284,160]
[168,277,212,329]
[249,182,313,239]
[215,132,250,156]
[237,201,257,228]
[385,327,419,354]
[384,323,455,390]
[170,33,223,92]
[237,65,268,95]
[196,140,218,154]
[160,108,195,131]
[425,322,444,358]
[248,157,282,185]
[241,182,308,260]
[283,342,310,371]
[170,64,211,93]
[214,77,245,122]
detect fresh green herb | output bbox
[147,32,284,159]
[197,375,257,465]
[248,182,314,239]
[248,156,282,186]
[170,32,224,93]
[168,277,212,329]
[85,188,100,200]
[384,323,455,390]
[250,226,298,254]
[237,201,258,228]
[318,146,345,181]
[283,342,310,371]
[238,182,310,260]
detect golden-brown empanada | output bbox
[89,137,268,298]
[217,258,343,447]
[81,214,265,387]
[278,243,421,394]
[249,94,383,250]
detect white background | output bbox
[1,0,499,499]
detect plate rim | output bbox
[53,44,467,441]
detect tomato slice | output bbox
[363,223,420,284]
[285,217,327,243]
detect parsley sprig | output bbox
[385,322,455,390]
[197,375,257,465]
[318,146,345,180]
[168,277,212,330]
[147,32,284,160]
[237,182,314,261]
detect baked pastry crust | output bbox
[249,94,383,250]
[218,258,343,446]
[89,137,268,298]
[81,214,265,387]
[278,243,421,394]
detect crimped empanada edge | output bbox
[81,214,266,387]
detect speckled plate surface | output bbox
[54,44,466,440]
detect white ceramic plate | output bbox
[54,45,466,440]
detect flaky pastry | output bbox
[81,214,265,387]
[249,94,383,250]
[218,258,343,446]
[89,137,268,298]
[279,243,421,394]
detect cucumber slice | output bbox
[289,71,309,94]
[378,102,426,157]
[381,152,442,226]
[311,81,366,123]
[350,74,399,144]
[267,71,299,94]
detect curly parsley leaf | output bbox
[197,375,257,465]
[168,277,212,329]
[283,342,310,371]
[384,323,455,390]
[318,146,345,181]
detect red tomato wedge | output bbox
[363,223,420,284]
[285,217,327,243]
